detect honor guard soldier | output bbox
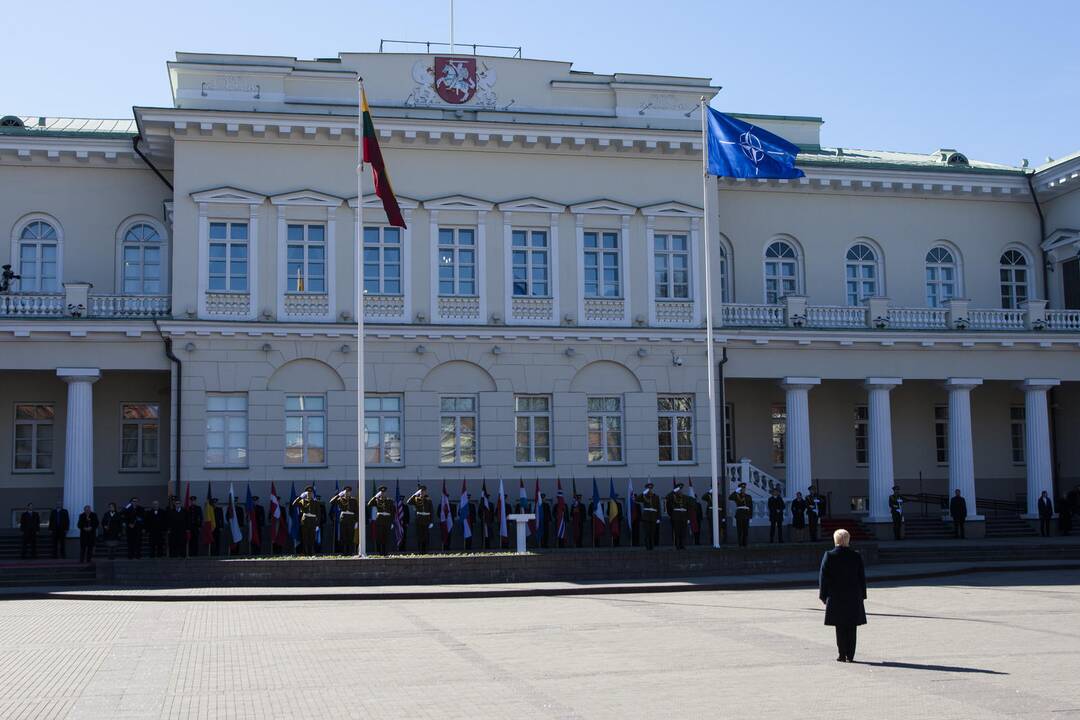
[806,486,825,541]
[888,486,904,540]
[330,486,360,555]
[292,486,319,556]
[368,485,395,556]
[729,482,753,548]
[407,486,434,554]
[666,483,691,550]
[767,487,785,543]
[790,492,808,543]
[640,483,661,550]
[187,496,202,556]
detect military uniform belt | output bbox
[377,512,391,517]
[302,513,317,519]
[673,508,687,512]
[417,512,431,516]
[341,511,355,516]
[642,508,658,513]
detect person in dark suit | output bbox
[1058,493,1073,537]
[187,496,202,556]
[790,492,807,543]
[1037,490,1054,537]
[100,503,121,559]
[818,528,867,663]
[48,502,70,558]
[76,505,99,563]
[123,498,145,559]
[20,503,40,559]
[166,497,188,557]
[145,500,166,557]
[949,490,968,539]
[806,487,825,541]
[767,487,785,543]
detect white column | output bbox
[865,378,902,522]
[781,377,820,498]
[1021,379,1059,517]
[58,368,100,538]
[945,378,982,519]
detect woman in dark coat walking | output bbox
[818,528,867,662]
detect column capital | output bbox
[56,368,101,383]
[781,376,821,390]
[1020,378,1060,392]
[944,377,982,390]
[865,377,902,390]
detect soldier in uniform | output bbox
[790,491,808,542]
[767,487,785,543]
[187,495,202,556]
[407,486,434,554]
[101,502,121,559]
[292,486,319,556]
[330,486,360,555]
[888,485,904,540]
[368,485,395,556]
[314,492,328,554]
[77,505,98,563]
[666,483,691,550]
[20,503,40,559]
[729,482,753,548]
[807,486,825,542]
[166,496,187,558]
[144,500,165,557]
[639,483,661,550]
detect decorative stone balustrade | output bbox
[583,297,625,323]
[283,293,330,320]
[654,300,695,326]
[363,294,406,321]
[511,296,554,323]
[438,295,481,322]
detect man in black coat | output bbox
[145,500,166,557]
[166,497,188,557]
[807,486,825,541]
[818,528,867,663]
[767,487,785,543]
[48,502,70,558]
[949,490,968,539]
[76,505,99,563]
[122,498,145,559]
[100,503,122,559]
[1037,490,1054,537]
[187,496,202,556]
[790,492,807,543]
[20,503,40,559]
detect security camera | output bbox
[671,351,683,367]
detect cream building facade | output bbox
[3,49,1080,538]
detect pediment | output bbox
[640,201,703,217]
[347,194,420,210]
[190,186,266,205]
[422,195,495,211]
[496,197,566,213]
[569,199,637,215]
[270,189,345,207]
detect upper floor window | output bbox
[1009,405,1025,465]
[770,403,786,466]
[933,404,948,464]
[764,241,798,304]
[122,223,164,294]
[584,231,621,298]
[925,246,957,308]
[18,220,60,292]
[121,403,159,471]
[845,243,878,306]
[854,405,869,465]
[208,221,248,292]
[999,250,1029,310]
[363,226,401,295]
[511,230,549,297]
[438,228,476,296]
[654,233,690,300]
[286,223,326,293]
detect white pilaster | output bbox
[945,378,982,519]
[865,378,902,522]
[58,368,100,538]
[781,376,820,498]
[1021,379,1059,517]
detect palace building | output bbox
[2,48,1080,539]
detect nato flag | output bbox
[706,107,804,179]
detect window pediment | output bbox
[422,195,494,212]
[348,194,420,210]
[270,190,345,207]
[497,197,566,213]
[569,199,637,216]
[640,201,703,217]
[190,187,266,205]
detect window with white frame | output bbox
[514,395,551,464]
[845,243,878,306]
[121,223,164,294]
[1000,250,1029,310]
[365,395,403,466]
[121,403,159,471]
[285,395,326,466]
[438,228,476,296]
[363,226,402,295]
[1009,406,1025,464]
[724,403,736,464]
[770,404,786,466]
[925,246,957,308]
[205,394,247,467]
[13,403,54,471]
[934,405,948,464]
[587,396,623,464]
[511,230,550,297]
[286,223,326,293]
[584,231,621,298]
[658,395,695,463]
[854,405,869,465]
[208,221,249,292]
[440,396,478,465]
[17,221,60,292]
[654,233,690,300]
[718,245,730,303]
[764,241,798,304]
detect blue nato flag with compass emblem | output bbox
[705,107,805,179]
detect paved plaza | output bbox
[0,569,1078,719]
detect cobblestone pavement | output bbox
[0,569,1078,719]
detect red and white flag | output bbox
[269,482,286,546]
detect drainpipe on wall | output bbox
[132,136,173,191]
[154,320,182,500]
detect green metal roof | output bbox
[797,146,1023,175]
[0,116,137,138]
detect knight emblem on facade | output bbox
[407,58,498,107]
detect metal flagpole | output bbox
[356,77,368,558]
[449,0,455,55]
[700,96,722,549]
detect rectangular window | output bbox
[584,231,621,298]
[205,394,247,467]
[286,223,326,293]
[854,405,869,466]
[440,396,478,465]
[771,404,786,467]
[587,396,623,464]
[13,403,54,471]
[724,403,736,464]
[511,230,550,297]
[121,403,160,471]
[850,496,869,512]
[1010,406,1025,464]
[934,405,948,464]
[208,221,249,292]
[438,228,477,296]
[363,226,402,295]
[654,234,690,300]
[514,395,552,464]
[285,395,326,466]
[365,395,403,466]
[658,395,695,463]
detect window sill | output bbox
[439,464,480,468]
[204,465,250,471]
[587,462,627,467]
[514,462,554,468]
[119,468,161,474]
[659,461,698,467]
[283,464,329,470]
[11,469,55,475]
[367,464,405,469]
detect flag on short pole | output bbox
[705,107,804,180]
[287,482,300,547]
[393,480,405,550]
[182,481,192,545]
[480,480,492,544]
[607,478,621,543]
[269,481,286,548]
[458,479,472,541]
[530,478,541,537]
[555,478,566,542]
[227,484,243,544]
[497,478,508,545]
[360,84,407,228]
[201,482,215,548]
[245,484,260,548]
[687,477,700,535]
[625,478,635,539]
[439,480,454,547]
[591,478,605,541]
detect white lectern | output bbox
[506,513,536,554]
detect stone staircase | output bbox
[0,560,97,587]
[820,517,874,542]
[725,459,784,523]
[898,516,953,540]
[984,514,1038,538]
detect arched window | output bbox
[121,222,164,294]
[763,240,799,304]
[717,244,730,302]
[925,246,958,307]
[845,243,878,306]
[999,249,1029,309]
[17,220,60,292]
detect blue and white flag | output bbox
[706,107,804,180]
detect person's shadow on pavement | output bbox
[855,661,1007,675]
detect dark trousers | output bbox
[891,514,903,540]
[300,519,316,556]
[735,514,751,547]
[169,532,187,558]
[952,516,966,539]
[835,625,858,660]
[340,516,357,555]
[188,532,199,557]
[126,528,142,559]
[1039,517,1051,537]
[643,518,658,549]
[631,521,640,547]
[671,516,687,549]
[52,534,66,558]
[374,519,391,555]
[21,534,37,559]
[149,531,165,557]
[808,516,819,541]
[414,522,429,554]
[79,536,95,563]
[769,519,783,543]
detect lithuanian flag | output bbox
[361,85,406,229]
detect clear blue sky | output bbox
[6,0,1078,166]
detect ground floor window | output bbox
[934,405,948,465]
[440,396,478,465]
[365,395,403,466]
[13,403,54,471]
[285,395,326,466]
[205,394,247,467]
[770,404,786,467]
[514,395,551,465]
[1010,406,1025,465]
[854,405,868,466]
[121,403,159,471]
[724,403,736,464]
[657,394,694,463]
[587,396,623,464]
